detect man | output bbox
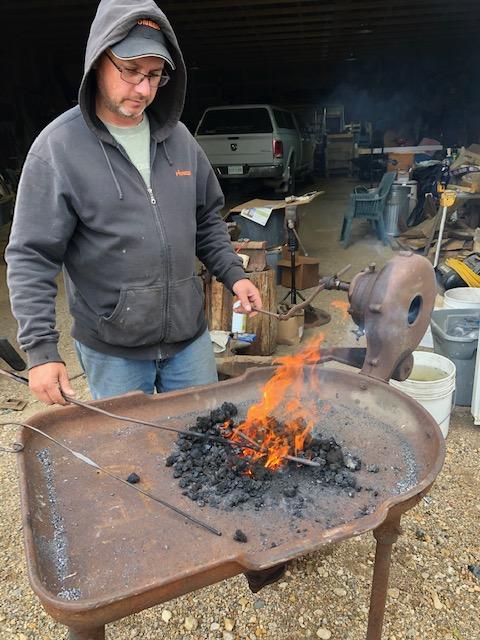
[6,0,262,405]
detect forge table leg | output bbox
[366,517,402,640]
[68,626,105,640]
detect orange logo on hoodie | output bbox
[176,169,192,177]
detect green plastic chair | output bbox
[340,172,395,248]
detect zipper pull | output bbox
[147,188,157,205]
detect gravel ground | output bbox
[0,373,479,640]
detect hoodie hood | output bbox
[79,0,186,143]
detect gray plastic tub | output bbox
[430,308,480,406]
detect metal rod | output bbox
[284,454,322,468]
[433,190,456,269]
[0,366,323,469]
[232,428,261,450]
[0,369,244,450]
[0,369,29,386]
[234,428,323,468]
[0,421,222,537]
[433,203,449,268]
[64,395,234,445]
[290,230,297,305]
[252,263,351,321]
[292,227,308,256]
[250,307,281,319]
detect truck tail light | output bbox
[273,139,283,158]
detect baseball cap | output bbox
[111,19,175,70]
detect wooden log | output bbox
[204,275,232,332]
[244,268,278,356]
[205,269,277,356]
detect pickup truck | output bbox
[194,104,316,193]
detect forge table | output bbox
[16,364,445,640]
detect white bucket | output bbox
[390,351,456,438]
[444,288,480,309]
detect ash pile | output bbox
[166,402,370,518]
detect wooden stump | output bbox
[205,269,277,356]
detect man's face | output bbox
[95,52,165,126]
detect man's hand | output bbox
[28,362,75,405]
[232,279,263,317]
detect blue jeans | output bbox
[74,330,218,400]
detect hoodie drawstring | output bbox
[98,140,124,200]
[162,140,173,166]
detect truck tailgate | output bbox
[196,133,273,167]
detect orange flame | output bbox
[224,334,325,470]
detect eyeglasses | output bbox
[106,52,170,88]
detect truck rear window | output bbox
[196,108,273,135]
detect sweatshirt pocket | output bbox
[164,275,205,344]
[98,283,167,347]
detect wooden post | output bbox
[205,269,277,356]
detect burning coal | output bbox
[224,335,329,470]
[166,401,364,517]
[165,336,391,520]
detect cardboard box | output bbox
[462,171,480,193]
[450,144,480,171]
[228,191,323,215]
[277,256,320,290]
[276,310,304,346]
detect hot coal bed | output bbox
[166,401,417,537]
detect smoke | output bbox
[317,52,480,145]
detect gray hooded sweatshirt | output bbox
[6,0,245,369]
